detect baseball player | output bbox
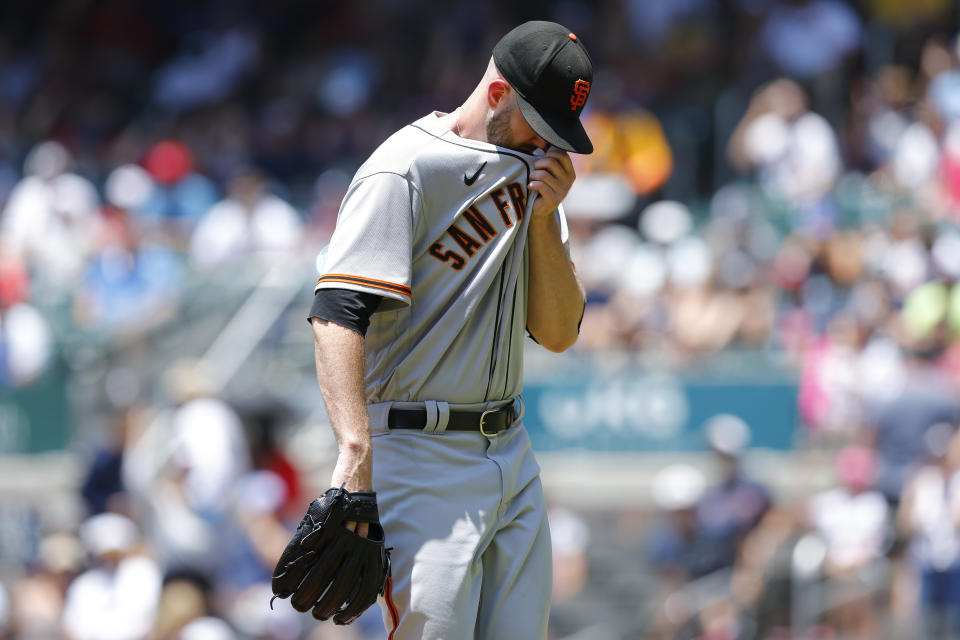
[271,21,593,639]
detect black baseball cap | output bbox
[493,21,594,154]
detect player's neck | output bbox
[451,99,489,144]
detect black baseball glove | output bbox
[271,487,390,624]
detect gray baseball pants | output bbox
[367,405,552,640]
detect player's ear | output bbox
[487,80,509,109]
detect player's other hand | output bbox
[330,444,374,538]
[528,149,575,219]
[271,487,389,624]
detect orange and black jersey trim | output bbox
[316,273,412,298]
[384,574,399,639]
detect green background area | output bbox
[0,360,70,454]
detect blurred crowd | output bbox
[4,0,960,638]
[566,417,960,639]
[0,359,363,640]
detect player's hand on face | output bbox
[528,150,575,219]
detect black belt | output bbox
[387,402,518,436]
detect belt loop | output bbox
[422,400,439,433]
[367,402,392,435]
[435,402,450,434]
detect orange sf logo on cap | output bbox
[570,79,590,111]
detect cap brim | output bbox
[516,94,593,154]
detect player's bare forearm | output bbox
[311,317,373,493]
[526,149,585,352]
[526,213,585,352]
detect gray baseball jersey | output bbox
[315,111,568,405]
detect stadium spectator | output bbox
[757,0,862,81]
[79,406,142,518]
[62,513,162,640]
[122,359,250,579]
[0,247,51,388]
[727,79,842,236]
[806,446,888,638]
[697,415,772,570]
[869,347,960,504]
[8,532,84,638]
[137,141,220,242]
[647,464,720,581]
[897,424,960,639]
[1,141,99,301]
[72,205,182,334]
[189,167,302,270]
[548,505,591,606]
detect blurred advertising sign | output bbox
[522,370,798,452]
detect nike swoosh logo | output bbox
[464,162,486,186]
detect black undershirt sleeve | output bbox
[308,288,383,337]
